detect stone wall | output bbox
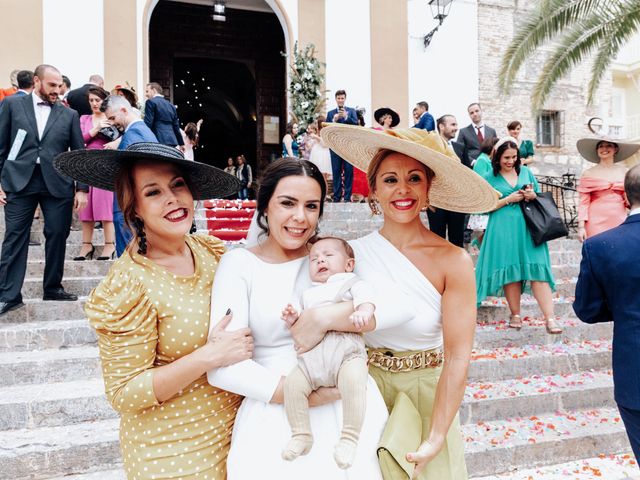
[476,0,612,177]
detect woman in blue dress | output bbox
[475,137,562,334]
[282,121,300,158]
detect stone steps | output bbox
[21,276,101,300]
[0,418,121,480]
[463,407,630,477]
[471,452,639,479]
[468,339,611,382]
[0,319,96,352]
[0,346,101,387]
[477,298,576,323]
[25,259,113,278]
[0,298,86,324]
[48,470,126,480]
[0,379,113,430]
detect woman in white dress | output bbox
[293,126,499,479]
[207,158,406,479]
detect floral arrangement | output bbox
[284,42,326,131]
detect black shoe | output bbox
[0,300,25,315]
[43,289,78,301]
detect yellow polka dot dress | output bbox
[85,235,242,480]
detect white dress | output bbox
[207,248,389,479]
[309,138,333,175]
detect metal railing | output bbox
[535,173,579,232]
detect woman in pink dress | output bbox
[577,137,640,241]
[75,86,116,260]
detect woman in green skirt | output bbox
[293,125,499,479]
[475,137,562,334]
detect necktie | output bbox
[476,126,484,143]
[37,101,51,107]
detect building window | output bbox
[536,111,564,147]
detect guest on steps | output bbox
[574,164,640,462]
[55,142,250,480]
[475,137,561,334]
[576,137,640,241]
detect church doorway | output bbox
[149,0,286,172]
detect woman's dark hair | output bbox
[184,122,199,146]
[507,120,522,131]
[492,140,521,176]
[256,158,326,235]
[87,86,109,101]
[285,121,297,136]
[115,160,197,252]
[480,136,499,156]
[316,115,326,132]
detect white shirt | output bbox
[32,92,52,164]
[473,123,485,138]
[630,207,640,216]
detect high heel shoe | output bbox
[508,314,523,330]
[545,317,563,335]
[97,242,116,261]
[73,242,95,261]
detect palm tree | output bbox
[499,0,640,110]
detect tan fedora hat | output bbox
[321,124,499,213]
[576,137,640,164]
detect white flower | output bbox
[294,83,302,91]
[307,61,314,69]
[301,101,309,109]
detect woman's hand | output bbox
[406,439,443,479]
[289,307,328,353]
[201,312,254,369]
[308,387,340,406]
[522,189,537,201]
[506,191,525,204]
[578,227,587,243]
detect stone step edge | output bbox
[45,467,125,480]
[0,378,105,405]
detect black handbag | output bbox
[520,191,568,246]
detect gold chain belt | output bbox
[367,349,443,372]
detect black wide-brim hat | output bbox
[54,142,241,200]
[373,107,400,128]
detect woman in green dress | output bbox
[507,121,535,166]
[475,137,562,334]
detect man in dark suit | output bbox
[456,103,497,168]
[326,89,358,202]
[66,74,104,116]
[14,71,34,97]
[412,101,435,132]
[143,82,184,149]
[0,64,88,314]
[426,115,466,247]
[101,94,158,256]
[574,164,640,460]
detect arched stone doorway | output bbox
[148,0,287,174]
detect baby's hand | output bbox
[281,303,300,328]
[349,303,375,330]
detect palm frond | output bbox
[530,12,617,109]
[586,1,640,104]
[499,0,606,94]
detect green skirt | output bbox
[369,349,468,480]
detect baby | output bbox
[281,236,375,469]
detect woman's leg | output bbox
[100,221,116,258]
[531,281,562,333]
[503,282,522,328]
[77,221,95,257]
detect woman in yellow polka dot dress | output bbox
[55,143,253,480]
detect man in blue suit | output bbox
[574,164,640,460]
[326,90,358,202]
[412,101,435,132]
[144,82,184,149]
[14,71,33,97]
[101,95,158,256]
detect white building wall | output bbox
[408,0,478,128]
[324,0,372,125]
[42,0,105,87]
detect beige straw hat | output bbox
[321,124,499,213]
[576,136,640,164]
